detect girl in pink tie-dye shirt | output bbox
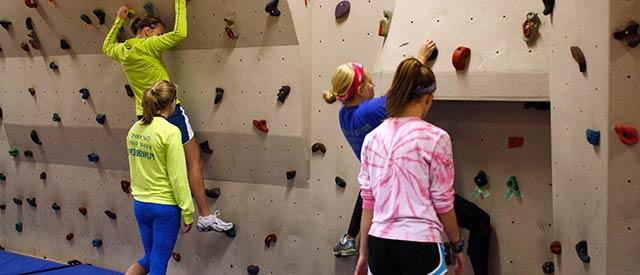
[354,58,464,275]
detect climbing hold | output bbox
[550,240,562,254]
[25,17,33,30]
[277,85,291,103]
[570,46,587,73]
[0,204,5,210]
[504,176,522,200]
[586,129,600,146]
[286,170,296,180]
[224,17,239,39]
[264,233,277,247]
[378,10,392,37]
[127,9,137,19]
[51,202,61,211]
[225,226,237,238]
[78,207,88,215]
[26,197,37,207]
[311,143,326,154]
[335,176,347,188]
[28,31,40,50]
[0,108,2,119]
[614,124,638,145]
[93,9,106,25]
[91,239,103,248]
[265,0,281,17]
[52,113,61,122]
[428,48,439,62]
[0,20,11,30]
[79,88,90,100]
[575,240,590,263]
[247,265,260,275]
[253,119,269,133]
[452,47,471,71]
[542,0,554,15]
[9,147,19,157]
[143,2,154,16]
[121,180,131,194]
[24,0,38,8]
[104,210,117,220]
[472,170,490,199]
[30,130,42,145]
[205,187,221,199]
[214,87,224,104]
[87,153,100,162]
[28,88,36,96]
[60,39,71,50]
[508,137,524,148]
[125,84,134,97]
[522,12,541,44]
[66,233,74,241]
[172,252,181,262]
[80,14,92,29]
[24,150,34,158]
[49,62,59,70]
[541,261,554,274]
[47,0,54,7]
[13,198,23,206]
[15,222,23,232]
[613,21,640,48]
[0,173,5,181]
[199,141,213,154]
[96,114,106,125]
[40,172,46,180]
[334,1,350,19]
[524,102,550,110]
[68,260,83,265]
[20,42,30,52]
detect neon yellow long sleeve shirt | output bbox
[102,0,187,116]
[126,116,194,225]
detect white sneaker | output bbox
[197,210,234,232]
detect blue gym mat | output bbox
[0,251,122,275]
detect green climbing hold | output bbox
[9,147,19,157]
[471,170,490,199]
[52,113,61,122]
[144,2,154,16]
[504,176,522,200]
[15,222,23,232]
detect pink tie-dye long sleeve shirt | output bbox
[359,117,455,243]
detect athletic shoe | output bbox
[333,234,357,257]
[197,210,234,232]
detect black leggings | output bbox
[368,236,444,275]
[347,193,491,275]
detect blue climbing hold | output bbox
[87,153,100,162]
[96,114,106,125]
[91,239,103,248]
[225,226,237,238]
[586,129,600,146]
[265,0,281,16]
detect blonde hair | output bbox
[386,58,436,117]
[322,63,370,104]
[141,80,177,125]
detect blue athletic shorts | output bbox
[137,104,194,145]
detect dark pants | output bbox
[368,236,445,275]
[347,193,491,275]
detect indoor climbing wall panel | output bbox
[374,0,549,101]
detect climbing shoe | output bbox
[197,210,234,232]
[333,234,357,257]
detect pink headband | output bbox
[337,63,364,102]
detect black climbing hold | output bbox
[49,62,59,70]
[96,114,106,125]
[52,202,61,211]
[541,261,554,274]
[121,180,131,194]
[0,173,5,181]
[264,233,277,247]
[25,17,33,30]
[30,130,42,145]
[87,153,100,162]
[125,84,134,97]
[199,141,213,154]
[92,239,103,248]
[0,20,11,30]
[24,0,38,8]
[13,198,23,206]
[277,85,291,103]
[66,233,74,241]
[26,197,37,207]
[613,21,640,48]
[79,88,90,100]
[335,176,347,188]
[52,113,61,122]
[144,2,154,16]
[24,150,34,158]
[335,1,350,19]
[225,226,237,238]
[474,171,489,187]
[68,260,83,265]
[104,210,117,220]
[286,170,296,180]
[172,252,181,262]
[428,48,439,62]
[20,42,30,52]
[9,147,19,157]
[28,88,36,96]
[575,240,590,263]
[570,46,586,73]
[205,187,221,199]
[93,9,106,25]
[265,0,281,17]
[40,171,46,180]
[28,31,40,50]
[542,0,554,16]
[247,265,260,275]
[80,14,92,25]
[586,129,600,146]
[214,87,224,104]
[78,207,88,215]
[311,143,326,154]
[15,222,23,232]
[60,39,71,50]
[524,101,550,111]
[0,107,3,119]
[0,204,5,210]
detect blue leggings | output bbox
[133,200,181,275]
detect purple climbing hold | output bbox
[335,1,350,19]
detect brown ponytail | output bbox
[130,15,163,35]
[386,58,436,117]
[141,80,177,125]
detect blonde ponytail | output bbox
[141,80,177,125]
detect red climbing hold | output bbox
[452,47,471,71]
[264,233,277,247]
[253,119,269,133]
[20,42,30,52]
[66,233,74,241]
[378,10,392,37]
[550,240,562,255]
[78,207,88,215]
[199,141,213,154]
[570,47,586,73]
[172,252,181,262]
[24,0,38,8]
[121,180,131,194]
[614,124,638,145]
[508,137,524,148]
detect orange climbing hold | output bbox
[508,137,524,148]
[253,119,269,133]
[452,47,471,70]
[614,124,638,145]
[24,0,38,8]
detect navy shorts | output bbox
[137,104,194,145]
